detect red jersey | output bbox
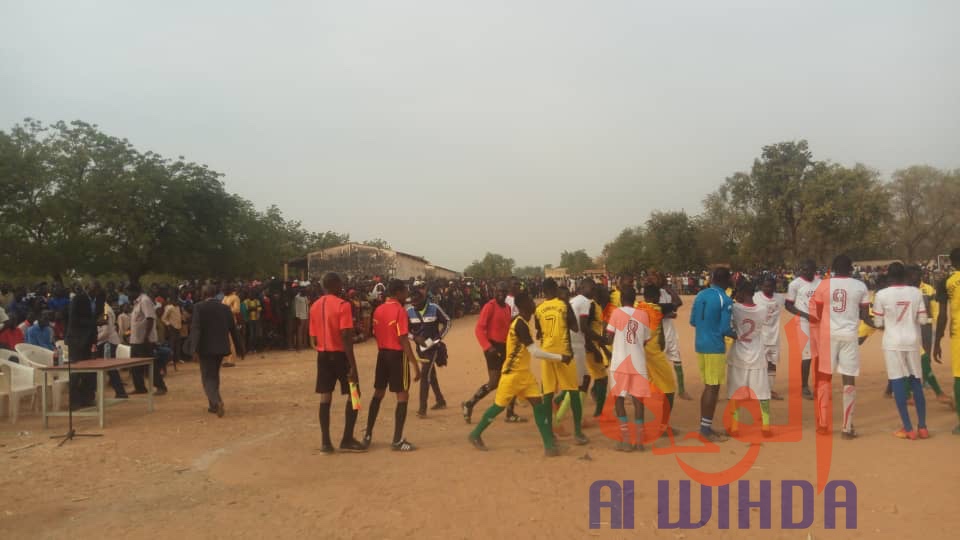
[309,295,353,352]
[373,299,409,351]
[475,299,511,350]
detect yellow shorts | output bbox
[586,351,608,380]
[541,359,579,393]
[698,353,727,386]
[494,371,541,407]
[952,339,960,378]
[646,349,676,394]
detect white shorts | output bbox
[883,350,922,380]
[571,342,587,382]
[764,345,779,366]
[818,339,860,377]
[727,366,771,400]
[662,320,681,364]
[798,323,811,360]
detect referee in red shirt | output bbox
[363,279,421,452]
[310,273,366,454]
[462,281,523,423]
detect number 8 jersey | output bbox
[728,302,766,369]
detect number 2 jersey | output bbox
[728,302,765,369]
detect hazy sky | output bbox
[3,1,959,271]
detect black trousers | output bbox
[96,343,127,397]
[417,351,445,413]
[199,355,224,408]
[67,338,95,407]
[130,343,166,392]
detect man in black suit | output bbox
[189,284,240,417]
[66,282,103,409]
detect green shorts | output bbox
[698,353,727,386]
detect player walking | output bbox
[728,281,773,437]
[754,276,784,400]
[933,247,960,435]
[810,255,873,439]
[872,263,929,440]
[536,278,587,444]
[786,259,821,400]
[690,267,735,442]
[606,286,652,451]
[468,293,568,456]
[463,282,520,423]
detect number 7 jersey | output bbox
[728,303,765,369]
[872,285,926,351]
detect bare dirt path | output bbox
[2,299,958,539]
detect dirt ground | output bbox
[2,298,959,539]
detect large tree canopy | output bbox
[0,119,350,284]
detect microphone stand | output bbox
[52,341,103,447]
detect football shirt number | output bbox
[740,319,756,343]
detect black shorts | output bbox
[374,349,409,392]
[315,351,350,395]
[484,341,507,372]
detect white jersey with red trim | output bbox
[728,303,765,369]
[753,292,782,348]
[872,285,926,352]
[812,277,870,341]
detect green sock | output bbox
[532,402,555,449]
[543,393,554,432]
[571,391,584,436]
[666,392,675,410]
[553,391,566,406]
[760,400,771,427]
[674,364,685,394]
[470,404,504,440]
[922,354,943,395]
[954,378,960,421]
[556,392,571,423]
[593,378,608,416]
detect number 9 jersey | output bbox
[728,302,766,369]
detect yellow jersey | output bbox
[535,298,572,355]
[502,316,534,375]
[858,291,877,340]
[636,301,664,354]
[609,288,621,308]
[937,271,960,338]
[920,282,937,326]
[590,300,605,337]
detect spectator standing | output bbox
[161,298,183,364]
[129,283,167,396]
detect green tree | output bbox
[645,211,702,272]
[887,166,960,262]
[602,227,649,276]
[802,163,890,262]
[306,231,351,252]
[559,249,593,274]
[464,252,515,279]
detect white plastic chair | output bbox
[0,359,37,423]
[116,344,131,359]
[17,344,67,411]
[0,349,18,364]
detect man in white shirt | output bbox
[605,286,652,452]
[873,262,929,440]
[128,283,167,396]
[810,255,872,439]
[754,276,784,400]
[785,259,820,400]
[556,279,597,428]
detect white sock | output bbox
[842,385,856,433]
